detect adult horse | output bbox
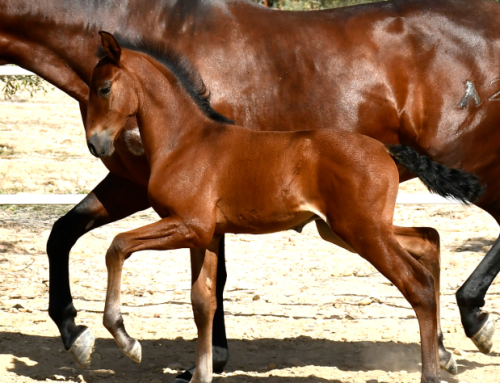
[1,0,499,380]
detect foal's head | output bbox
[86,32,234,158]
[86,32,140,158]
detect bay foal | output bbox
[86,33,484,383]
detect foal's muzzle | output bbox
[88,133,114,158]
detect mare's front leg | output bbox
[456,234,500,354]
[47,173,150,367]
[103,216,215,368]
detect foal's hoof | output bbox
[68,328,95,368]
[440,353,458,375]
[471,312,495,354]
[123,339,142,363]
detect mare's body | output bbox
[87,37,485,383]
[1,0,499,376]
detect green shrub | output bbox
[0,74,50,100]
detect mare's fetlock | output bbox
[48,302,77,326]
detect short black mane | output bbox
[98,36,234,125]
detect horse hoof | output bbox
[123,339,142,363]
[471,312,495,354]
[68,328,95,368]
[440,353,458,375]
[172,378,190,383]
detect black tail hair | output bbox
[387,144,485,204]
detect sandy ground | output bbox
[1,89,500,383]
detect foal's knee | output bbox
[106,234,130,267]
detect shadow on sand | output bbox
[1,332,497,382]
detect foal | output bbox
[86,33,483,383]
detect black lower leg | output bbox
[47,173,150,350]
[456,234,500,337]
[212,235,229,373]
[47,198,102,350]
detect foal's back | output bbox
[196,126,399,235]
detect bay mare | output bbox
[87,32,484,383]
[1,0,500,379]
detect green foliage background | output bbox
[261,0,385,11]
[255,0,499,10]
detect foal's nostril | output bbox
[88,141,98,157]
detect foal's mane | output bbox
[98,37,234,125]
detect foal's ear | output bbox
[99,31,122,65]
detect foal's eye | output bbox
[99,86,111,96]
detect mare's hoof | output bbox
[471,312,495,354]
[173,366,194,383]
[68,327,95,368]
[123,339,142,363]
[440,353,458,375]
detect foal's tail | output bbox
[386,144,485,204]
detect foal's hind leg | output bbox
[316,220,455,374]
[394,226,457,375]
[349,232,440,383]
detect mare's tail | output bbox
[386,144,485,204]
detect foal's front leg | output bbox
[103,216,214,363]
[190,241,220,383]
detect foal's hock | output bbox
[85,32,484,383]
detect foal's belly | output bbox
[214,208,317,235]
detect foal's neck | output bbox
[134,55,220,162]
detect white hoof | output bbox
[68,328,95,368]
[440,353,458,375]
[123,339,142,363]
[471,313,495,354]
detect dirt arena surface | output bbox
[1,90,500,383]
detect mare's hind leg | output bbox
[393,226,457,375]
[47,173,150,367]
